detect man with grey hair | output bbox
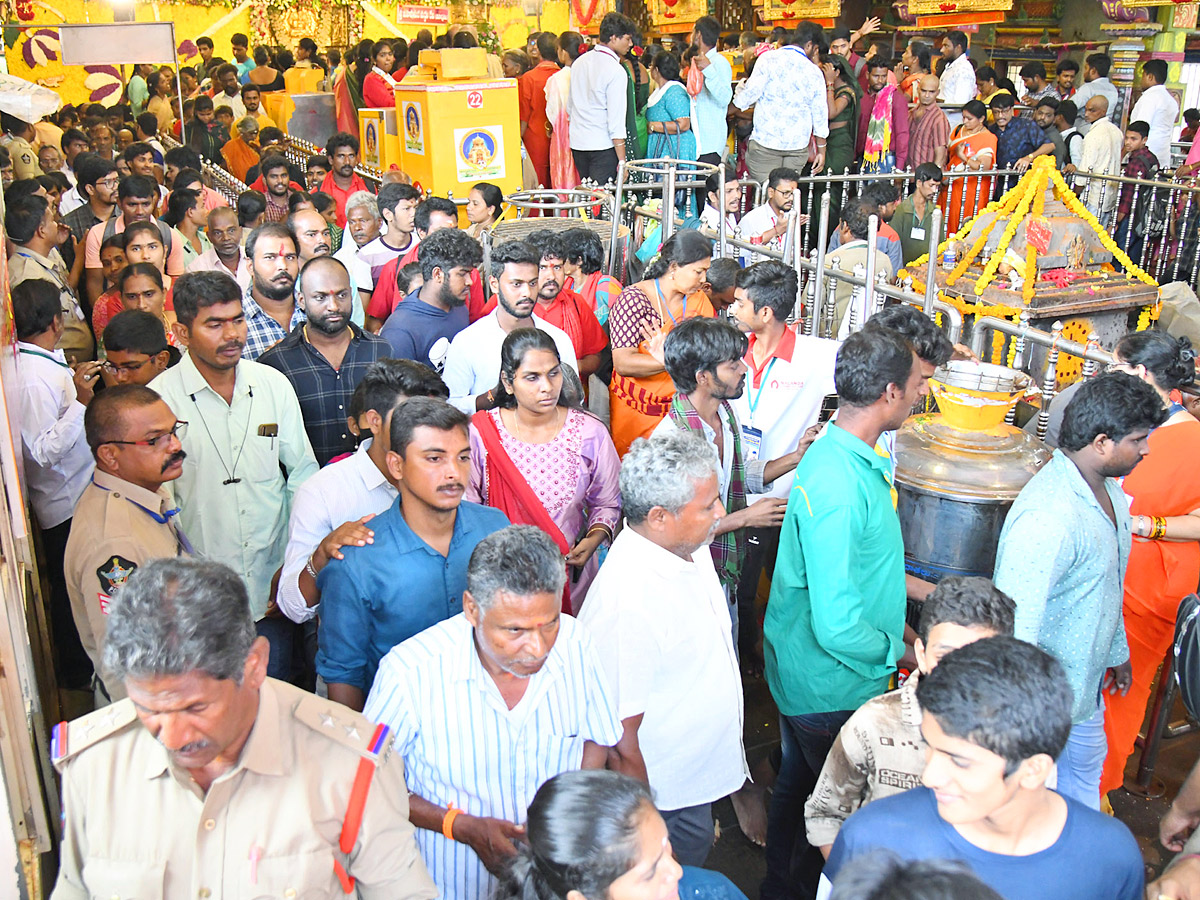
[334,189,381,311]
[579,430,748,867]
[364,524,621,900]
[51,557,438,900]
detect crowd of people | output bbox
[7,13,1200,900]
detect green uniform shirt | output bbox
[763,421,907,716]
[892,195,935,268]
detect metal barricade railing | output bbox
[159,133,248,204]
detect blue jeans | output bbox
[762,709,854,900]
[1055,705,1106,810]
[1114,217,1145,270]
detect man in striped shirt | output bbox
[364,525,622,900]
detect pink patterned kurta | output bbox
[467,408,621,612]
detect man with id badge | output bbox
[727,261,840,661]
[894,163,943,266]
[653,316,815,640]
[152,271,319,682]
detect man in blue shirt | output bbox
[994,373,1166,809]
[315,397,509,710]
[989,92,1054,195]
[689,16,733,210]
[380,227,482,374]
[821,637,1145,900]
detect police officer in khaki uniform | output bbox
[6,193,94,363]
[64,385,190,702]
[1,114,42,180]
[52,557,438,900]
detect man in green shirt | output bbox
[893,162,942,267]
[761,324,926,900]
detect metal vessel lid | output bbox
[894,414,1053,501]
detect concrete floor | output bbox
[704,670,1200,897]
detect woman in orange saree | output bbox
[608,229,714,457]
[1101,331,1200,798]
[943,99,996,234]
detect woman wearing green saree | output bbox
[819,54,860,228]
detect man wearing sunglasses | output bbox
[64,384,191,703]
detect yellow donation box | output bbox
[395,48,521,198]
[360,109,402,172]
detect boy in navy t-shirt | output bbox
[819,636,1144,900]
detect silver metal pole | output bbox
[863,214,878,321]
[923,208,942,319]
[662,163,677,242]
[809,191,830,338]
[607,161,626,278]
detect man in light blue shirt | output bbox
[994,372,1167,810]
[690,17,733,176]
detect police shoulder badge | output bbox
[97,556,137,596]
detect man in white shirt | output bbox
[276,359,449,624]
[580,430,748,867]
[13,279,103,689]
[728,260,838,654]
[442,240,578,412]
[734,21,829,182]
[738,167,800,263]
[1131,58,1178,169]
[365,525,621,900]
[568,12,638,187]
[1072,53,1120,135]
[828,198,895,338]
[185,207,251,293]
[938,31,976,128]
[1056,100,1083,168]
[332,190,381,310]
[1070,95,1124,217]
[700,164,742,240]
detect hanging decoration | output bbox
[763,0,841,23]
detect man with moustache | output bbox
[316,397,510,712]
[240,223,302,360]
[526,230,607,382]
[442,241,578,413]
[51,557,438,900]
[185,207,252,293]
[259,256,388,466]
[151,271,318,680]
[64,385,191,703]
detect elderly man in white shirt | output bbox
[938,31,976,128]
[13,278,104,688]
[580,430,749,868]
[365,525,622,900]
[1131,58,1179,169]
[442,240,578,413]
[184,207,251,293]
[734,21,829,183]
[276,359,449,624]
[1070,95,1124,217]
[568,12,638,187]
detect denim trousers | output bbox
[761,709,854,900]
[1054,704,1106,810]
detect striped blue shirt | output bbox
[363,613,622,900]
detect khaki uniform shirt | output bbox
[9,248,95,362]
[804,675,926,848]
[52,678,438,900]
[63,470,189,700]
[4,134,41,179]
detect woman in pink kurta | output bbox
[467,328,621,613]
